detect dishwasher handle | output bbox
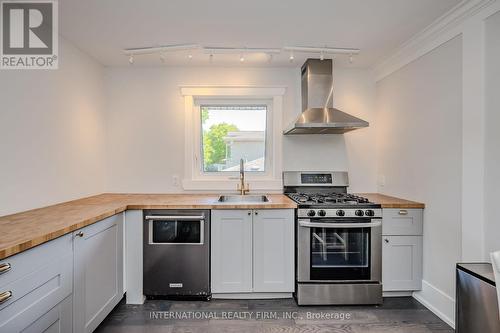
[145,215,205,221]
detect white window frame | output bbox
[181,86,285,191]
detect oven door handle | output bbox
[145,215,205,221]
[298,220,382,228]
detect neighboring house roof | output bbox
[223,131,265,143]
[222,157,265,171]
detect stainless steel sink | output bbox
[217,195,270,203]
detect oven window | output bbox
[151,220,202,244]
[310,227,370,280]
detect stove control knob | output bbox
[318,210,327,217]
[307,210,316,217]
[355,209,364,217]
[336,210,345,217]
[365,210,375,217]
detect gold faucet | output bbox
[237,158,250,195]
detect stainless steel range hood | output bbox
[284,59,369,135]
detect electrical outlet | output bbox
[172,175,180,187]
[378,175,386,187]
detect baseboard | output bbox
[212,292,293,299]
[383,291,413,297]
[125,292,146,305]
[412,280,455,329]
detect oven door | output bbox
[297,218,382,282]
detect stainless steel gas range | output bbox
[284,171,383,305]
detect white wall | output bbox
[0,38,107,216]
[376,35,462,315]
[104,66,377,193]
[484,10,500,255]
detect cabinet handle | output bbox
[76,231,84,238]
[0,291,12,304]
[255,211,258,215]
[384,238,389,243]
[248,211,251,215]
[0,263,11,275]
[398,210,408,215]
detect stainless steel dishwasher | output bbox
[143,209,210,300]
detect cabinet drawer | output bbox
[0,234,73,289]
[382,209,423,236]
[0,253,73,330]
[14,295,72,333]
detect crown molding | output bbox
[180,85,286,97]
[372,0,497,81]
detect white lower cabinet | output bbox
[0,234,73,332]
[382,235,423,291]
[0,213,124,333]
[382,208,423,292]
[211,210,253,293]
[253,209,294,292]
[73,213,124,333]
[211,209,294,295]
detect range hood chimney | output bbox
[283,59,369,135]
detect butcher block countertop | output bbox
[0,193,296,260]
[357,193,425,209]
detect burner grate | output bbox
[287,192,371,205]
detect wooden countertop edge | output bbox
[0,192,426,259]
[0,207,129,259]
[0,194,297,259]
[356,193,425,209]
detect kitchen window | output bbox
[200,105,267,173]
[181,86,285,191]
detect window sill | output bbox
[182,179,282,191]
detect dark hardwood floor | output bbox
[95,297,454,333]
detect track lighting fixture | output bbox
[123,44,360,65]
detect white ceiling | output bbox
[59,0,460,68]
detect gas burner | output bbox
[286,192,375,207]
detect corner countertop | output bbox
[0,193,296,260]
[356,193,425,209]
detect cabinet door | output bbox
[253,209,294,292]
[211,210,253,293]
[382,236,422,291]
[73,214,124,333]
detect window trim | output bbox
[181,86,285,191]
